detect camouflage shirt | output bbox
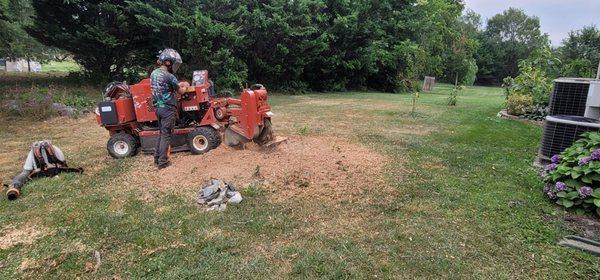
[150,68,179,108]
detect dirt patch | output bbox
[563,215,600,240]
[20,258,38,271]
[0,224,53,250]
[116,135,390,203]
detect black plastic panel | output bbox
[139,133,189,153]
[98,101,118,125]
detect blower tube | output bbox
[7,170,31,200]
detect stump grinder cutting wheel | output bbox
[95,70,281,158]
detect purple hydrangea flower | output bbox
[544,163,558,172]
[579,156,592,166]
[579,186,593,198]
[592,149,600,160]
[555,182,567,192]
[551,155,561,164]
[546,191,557,200]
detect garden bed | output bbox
[498,109,544,126]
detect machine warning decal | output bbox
[183,106,199,111]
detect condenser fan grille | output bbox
[540,116,600,158]
[548,82,590,116]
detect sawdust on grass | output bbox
[0,224,53,250]
[114,135,392,203]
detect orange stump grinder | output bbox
[95,70,274,158]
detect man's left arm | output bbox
[168,74,189,95]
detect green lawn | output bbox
[41,61,80,72]
[0,81,598,279]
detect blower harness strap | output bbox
[4,141,83,200]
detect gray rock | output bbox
[228,192,242,204]
[52,102,76,117]
[197,179,242,211]
[5,99,22,113]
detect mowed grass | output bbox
[41,61,81,73]
[0,77,598,279]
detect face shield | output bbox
[159,48,183,73]
[171,52,182,73]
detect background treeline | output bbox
[0,0,598,92]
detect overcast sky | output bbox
[463,0,600,46]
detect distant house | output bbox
[0,58,42,72]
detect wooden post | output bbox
[422,76,435,92]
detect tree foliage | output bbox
[22,1,598,91]
[0,0,57,64]
[475,8,548,84]
[28,0,154,79]
[26,0,475,91]
[559,26,600,78]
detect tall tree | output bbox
[27,0,154,80]
[475,8,549,84]
[25,0,479,92]
[559,26,600,78]
[0,0,56,70]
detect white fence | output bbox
[1,59,42,72]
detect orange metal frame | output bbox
[97,71,272,142]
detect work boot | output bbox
[157,161,171,170]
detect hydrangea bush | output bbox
[542,132,600,216]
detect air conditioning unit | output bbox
[538,79,600,164]
[538,115,600,162]
[548,78,592,116]
[583,80,600,118]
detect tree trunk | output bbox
[455,72,458,87]
[27,57,31,72]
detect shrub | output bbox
[502,62,552,106]
[447,85,464,106]
[505,94,534,115]
[521,104,549,121]
[542,132,600,216]
[502,47,557,119]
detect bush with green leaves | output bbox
[542,132,600,216]
[520,104,549,121]
[505,93,533,115]
[502,48,557,119]
[447,85,463,106]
